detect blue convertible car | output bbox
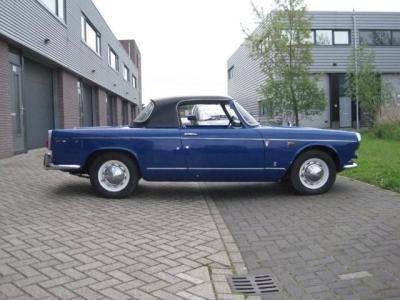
[44,96,360,198]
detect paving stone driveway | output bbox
[0,150,252,300]
[209,178,400,300]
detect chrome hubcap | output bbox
[299,158,329,190]
[98,160,130,192]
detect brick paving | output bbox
[210,179,400,300]
[2,150,400,300]
[0,150,254,300]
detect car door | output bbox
[179,102,265,181]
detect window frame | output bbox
[81,14,101,55]
[123,65,129,81]
[228,66,234,80]
[178,102,235,128]
[333,30,350,45]
[37,0,66,23]
[315,30,333,46]
[258,101,268,116]
[359,29,400,46]
[108,46,119,71]
[311,29,351,46]
[132,74,137,89]
[392,30,400,46]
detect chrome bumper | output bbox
[343,163,358,169]
[43,152,81,171]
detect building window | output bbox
[123,65,129,81]
[305,31,315,44]
[313,30,350,46]
[392,31,400,46]
[315,30,333,45]
[333,30,350,45]
[81,14,101,54]
[132,75,137,89]
[360,30,396,46]
[228,66,234,80]
[258,101,268,116]
[38,0,65,21]
[108,46,119,71]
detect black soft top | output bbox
[132,96,233,128]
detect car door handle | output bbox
[184,132,198,136]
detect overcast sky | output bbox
[92,0,400,103]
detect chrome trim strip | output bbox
[45,163,81,171]
[266,138,355,143]
[189,167,264,170]
[79,136,181,140]
[343,163,358,169]
[147,167,187,170]
[146,167,286,171]
[77,137,354,143]
[184,132,198,136]
[182,137,264,141]
[44,152,81,171]
[78,136,265,141]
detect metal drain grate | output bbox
[227,274,279,295]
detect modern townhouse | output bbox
[227,11,400,128]
[0,0,142,159]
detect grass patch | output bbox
[343,134,400,193]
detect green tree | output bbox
[246,0,325,126]
[345,45,392,125]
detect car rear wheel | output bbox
[289,150,336,195]
[89,152,139,198]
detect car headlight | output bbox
[355,132,361,142]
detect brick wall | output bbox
[0,40,13,159]
[97,88,107,126]
[58,70,80,128]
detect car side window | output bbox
[179,103,238,127]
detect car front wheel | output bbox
[89,152,139,198]
[289,150,336,195]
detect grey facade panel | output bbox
[227,44,265,119]
[227,11,400,126]
[0,0,139,104]
[308,12,400,73]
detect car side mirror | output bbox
[231,119,242,127]
[187,115,197,121]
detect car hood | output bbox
[255,126,360,142]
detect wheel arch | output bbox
[290,144,341,172]
[83,147,142,177]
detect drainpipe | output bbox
[353,10,360,130]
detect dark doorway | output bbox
[23,58,54,149]
[79,81,95,127]
[10,63,25,153]
[122,101,129,125]
[329,74,352,128]
[131,103,136,121]
[106,94,117,126]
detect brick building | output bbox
[0,0,142,159]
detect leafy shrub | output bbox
[368,123,400,141]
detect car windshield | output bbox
[134,101,154,123]
[234,101,259,126]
